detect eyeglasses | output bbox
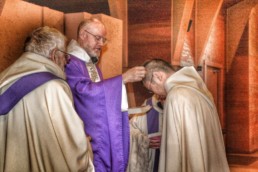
[56,49,71,62]
[84,30,108,45]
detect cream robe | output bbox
[0,52,94,172]
[158,66,229,172]
[127,96,163,172]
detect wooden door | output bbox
[203,61,226,141]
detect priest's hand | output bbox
[149,135,161,149]
[122,66,146,84]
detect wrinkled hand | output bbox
[149,136,161,149]
[122,66,146,84]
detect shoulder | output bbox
[42,79,72,95]
[65,56,87,74]
[167,86,198,103]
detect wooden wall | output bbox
[1,0,258,154]
[128,0,171,106]
[226,3,258,153]
[0,0,64,72]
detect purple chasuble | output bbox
[146,98,159,134]
[65,56,129,172]
[0,72,60,115]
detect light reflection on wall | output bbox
[180,39,194,66]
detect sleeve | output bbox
[45,80,94,172]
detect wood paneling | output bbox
[226,0,258,71]
[196,0,223,66]
[0,0,5,15]
[108,0,128,67]
[0,0,42,72]
[43,7,64,33]
[172,0,194,66]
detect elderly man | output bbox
[65,17,146,172]
[142,59,229,172]
[0,26,94,172]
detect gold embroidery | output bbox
[86,62,100,82]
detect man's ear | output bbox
[153,71,163,82]
[49,48,57,62]
[79,30,86,40]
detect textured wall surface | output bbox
[0,0,6,15]
[128,0,171,105]
[0,0,41,72]
[226,4,258,153]
[95,14,123,79]
[0,0,64,72]
[43,7,64,33]
[226,25,250,153]
[249,5,258,152]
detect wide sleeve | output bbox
[45,80,94,172]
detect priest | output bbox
[142,58,230,172]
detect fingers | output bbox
[133,66,146,79]
[149,141,161,149]
[122,66,146,83]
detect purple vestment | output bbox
[0,72,60,115]
[65,56,129,172]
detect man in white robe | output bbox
[127,94,163,172]
[0,26,94,172]
[142,59,229,172]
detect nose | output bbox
[97,38,106,46]
[98,40,104,46]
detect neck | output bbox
[91,56,99,64]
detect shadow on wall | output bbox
[0,0,64,72]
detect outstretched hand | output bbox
[122,66,146,84]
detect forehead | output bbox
[87,22,106,33]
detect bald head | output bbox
[77,18,106,39]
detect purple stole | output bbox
[65,56,129,172]
[0,72,60,115]
[146,98,160,172]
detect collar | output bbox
[0,52,66,91]
[67,39,91,63]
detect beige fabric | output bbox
[127,96,163,172]
[159,66,229,172]
[0,52,94,172]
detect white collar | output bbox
[67,39,91,63]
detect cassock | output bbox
[65,40,129,172]
[0,52,94,172]
[127,95,163,172]
[159,66,230,172]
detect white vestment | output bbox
[0,52,94,172]
[127,96,163,172]
[159,66,229,172]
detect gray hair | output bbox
[25,26,67,58]
[142,58,175,82]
